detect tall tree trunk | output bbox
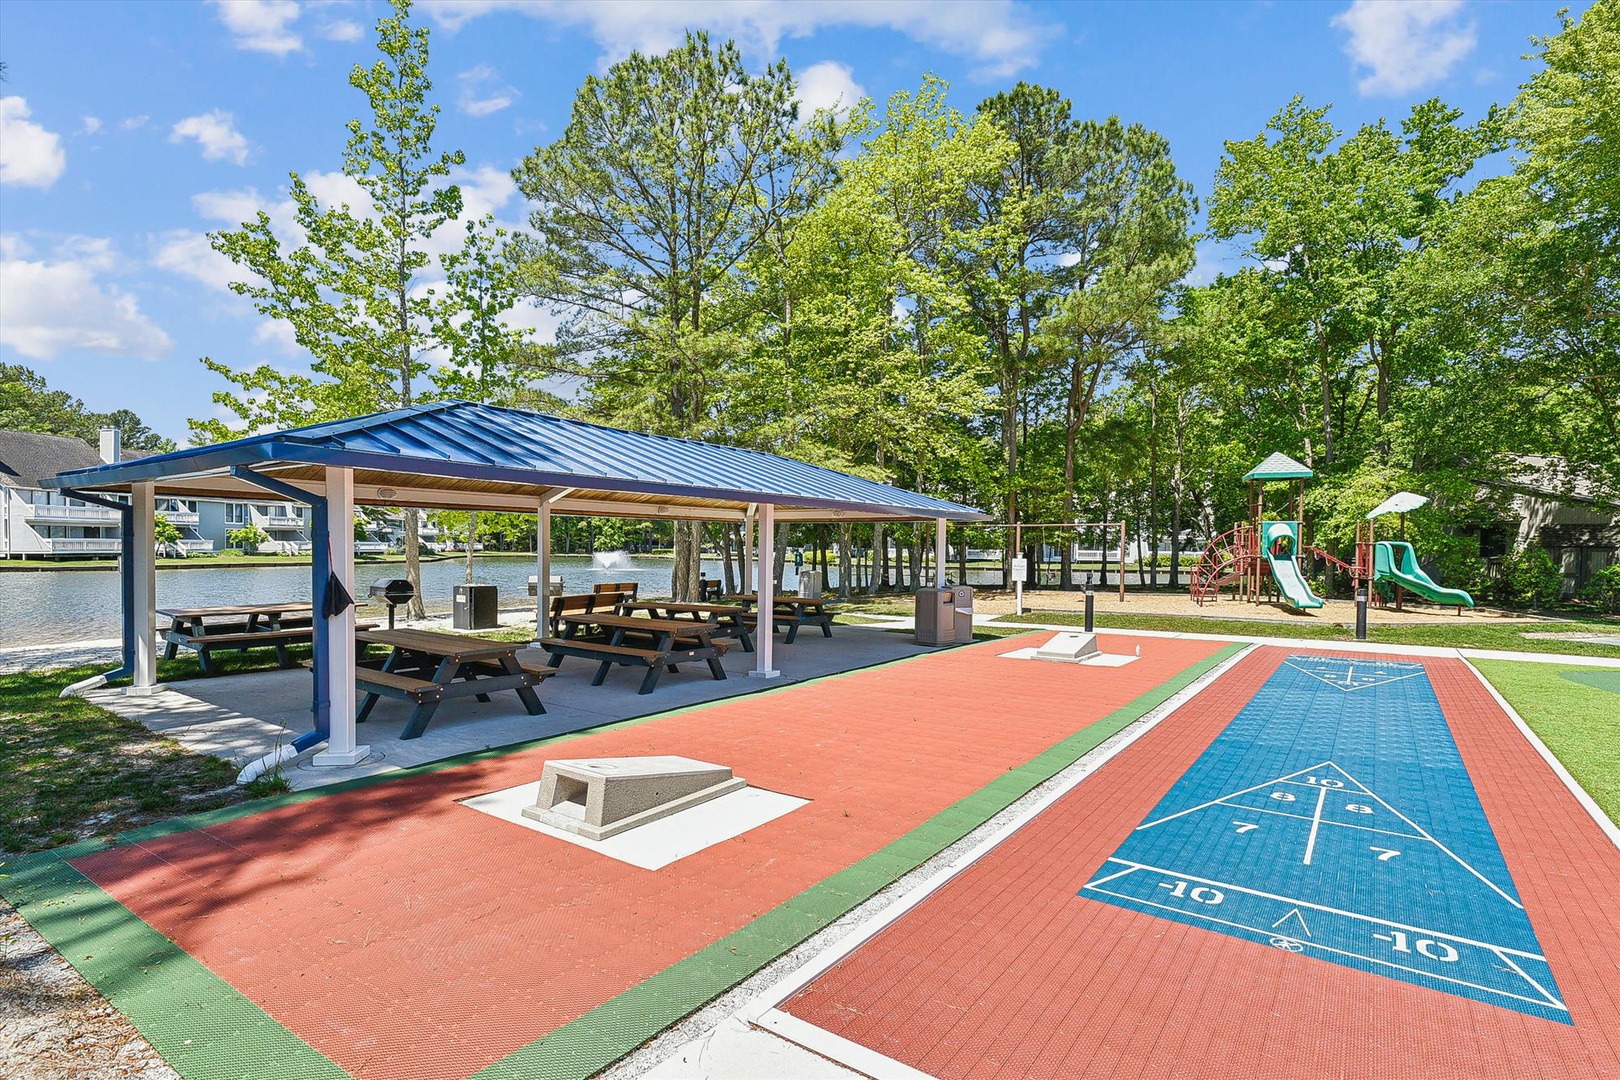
[773,521,789,590]
[404,511,425,619]
[838,523,852,599]
[721,523,738,595]
[869,523,885,595]
[465,511,477,583]
[672,520,700,601]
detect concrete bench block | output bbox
[522,755,746,841]
[1034,631,1100,662]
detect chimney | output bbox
[98,426,121,464]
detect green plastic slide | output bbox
[1374,541,1475,608]
[1261,521,1325,609]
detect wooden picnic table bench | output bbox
[354,627,547,740]
[541,611,731,694]
[159,602,353,675]
[619,600,754,652]
[723,593,840,644]
[525,590,634,634]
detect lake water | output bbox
[0,555,760,648]
[0,553,1127,648]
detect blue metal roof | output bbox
[46,400,989,521]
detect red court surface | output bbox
[71,634,1226,1080]
[780,647,1620,1079]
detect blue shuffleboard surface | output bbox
[1082,654,1568,1023]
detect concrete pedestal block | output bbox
[522,756,746,841]
[1034,631,1100,663]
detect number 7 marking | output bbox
[1233,821,1259,834]
[1371,847,1401,861]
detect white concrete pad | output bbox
[998,645,1138,667]
[461,782,809,870]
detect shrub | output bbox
[1498,543,1563,607]
[226,523,270,552]
[1580,563,1620,614]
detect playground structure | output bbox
[1190,454,1474,613]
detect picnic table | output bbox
[160,602,321,675]
[526,590,635,634]
[724,593,840,644]
[541,611,732,695]
[354,627,549,740]
[619,600,754,652]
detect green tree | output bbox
[192,0,480,617]
[511,32,846,599]
[153,514,184,554]
[1,364,176,452]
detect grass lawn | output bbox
[0,663,289,855]
[996,610,1620,659]
[1472,660,1620,826]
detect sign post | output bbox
[1011,556,1029,616]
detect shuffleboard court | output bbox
[779,646,1620,1079]
[1082,654,1565,1021]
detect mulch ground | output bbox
[68,634,1225,1080]
[782,647,1620,1079]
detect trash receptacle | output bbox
[915,587,957,645]
[453,583,499,630]
[951,585,974,642]
[798,569,823,598]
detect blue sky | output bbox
[0,0,1585,443]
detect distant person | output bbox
[793,549,804,571]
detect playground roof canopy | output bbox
[42,400,989,523]
[1366,491,1430,519]
[1243,452,1314,482]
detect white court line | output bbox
[1326,761,1524,910]
[1082,883,1566,1012]
[1134,761,1336,830]
[1461,659,1620,852]
[1302,782,1329,865]
[754,1010,937,1080]
[1089,859,1546,961]
[733,644,1261,1075]
[1283,657,1426,692]
[1492,948,1568,1009]
[1215,801,1426,841]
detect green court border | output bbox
[1,637,1243,1080]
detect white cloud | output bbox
[0,97,67,189]
[796,60,864,119]
[170,110,253,166]
[1,238,172,359]
[212,0,303,55]
[80,116,103,135]
[318,18,364,42]
[252,319,300,353]
[1332,0,1476,96]
[119,115,150,131]
[419,0,1056,79]
[457,64,519,117]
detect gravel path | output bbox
[0,897,176,1079]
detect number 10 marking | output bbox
[1374,930,1458,962]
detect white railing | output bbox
[177,539,214,553]
[42,537,123,554]
[354,541,389,555]
[27,503,121,522]
[159,510,200,526]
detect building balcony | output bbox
[41,537,123,554]
[26,503,121,524]
[158,510,200,526]
[354,541,390,555]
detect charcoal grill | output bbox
[369,578,415,628]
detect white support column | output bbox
[315,466,366,766]
[128,482,157,695]
[935,517,948,588]
[750,501,779,679]
[534,487,574,642]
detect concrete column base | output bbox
[125,684,159,697]
[312,745,370,767]
[748,669,782,680]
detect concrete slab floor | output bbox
[87,623,950,790]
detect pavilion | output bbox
[43,400,987,769]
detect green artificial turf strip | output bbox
[1471,659,1620,825]
[0,848,348,1080]
[471,641,1248,1080]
